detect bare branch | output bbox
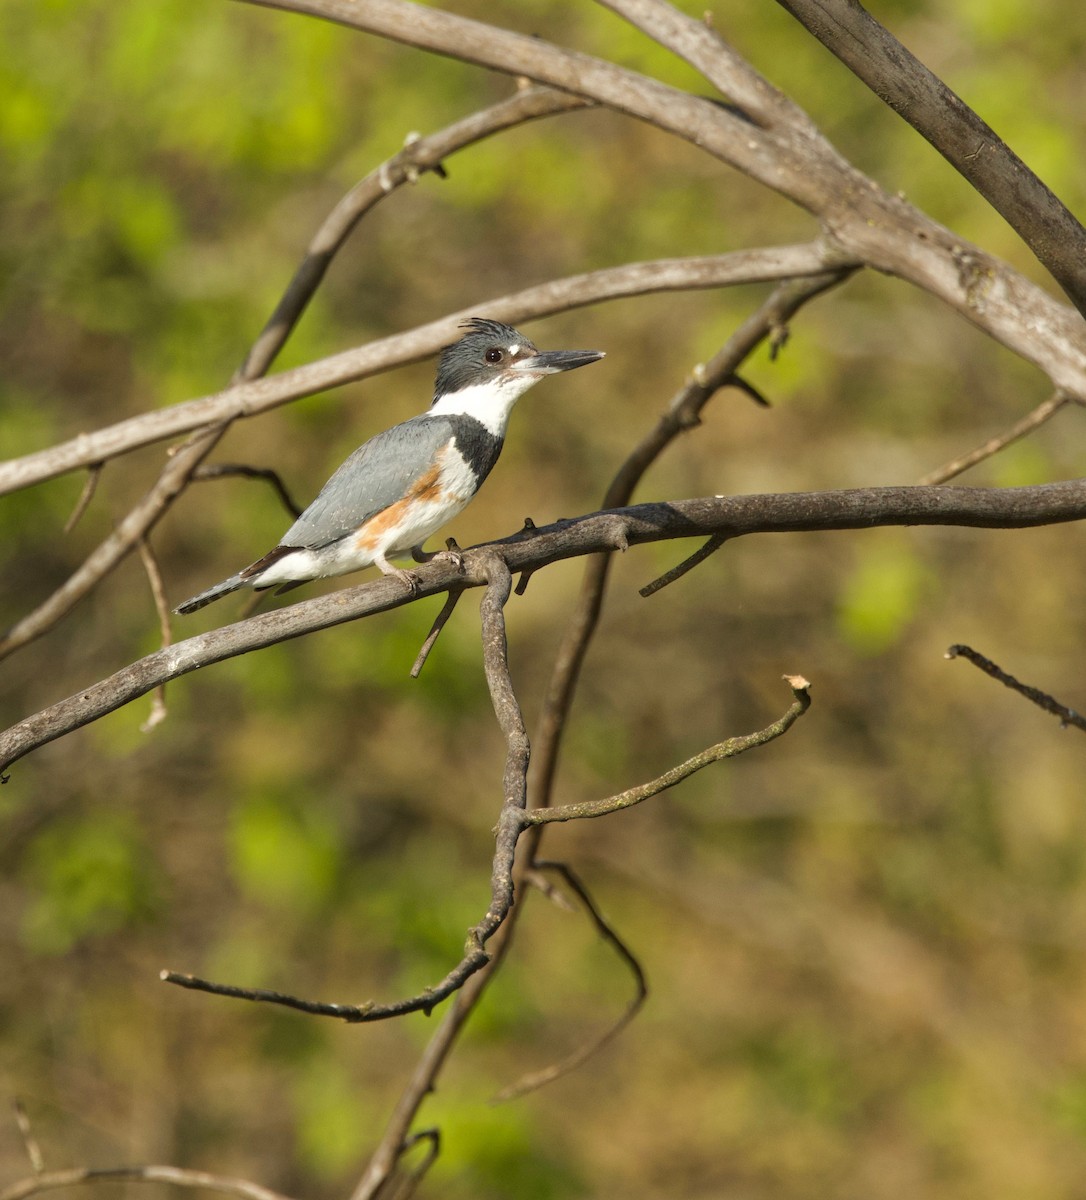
[0,1166,295,1200]
[0,245,841,496]
[946,645,1086,732]
[236,0,1086,399]
[192,463,304,519]
[236,86,590,380]
[918,392,1071,485]
[62,465,102,534]
[591,0,807,131]
[772,0,1086,315]
[526,678,812,825]
[494,861,647,1102]
[3,481,1084,781]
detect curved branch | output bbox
[772,0,1086,316]
[2,481,1084,779]
[237,85,590,380]
[0,1166,294,1200]
[527,677,811,824]
[0,244,842,496]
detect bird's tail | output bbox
[174,571,249,615]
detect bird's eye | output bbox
[485,347,503,364]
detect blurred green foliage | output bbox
[2,1,1086,1198]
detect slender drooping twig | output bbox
[493,861,648,1102]
[192,463,305,518]
[946,645,1086,732]
[136,538,171,733]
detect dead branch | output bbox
[494,861,648,1101]
[0,1166,295,1200]
[772,0,1086,315]
[0,245,842,496]
[238,0,1086,397]
[918,392,1072,485]
[2,482,1084,780]
[527,678,811,825]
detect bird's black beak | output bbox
[512,348,605,375]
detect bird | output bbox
[175,318,604,614]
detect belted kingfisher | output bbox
[175,318,604,614]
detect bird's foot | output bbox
[376,557,421,595]
[411,539,464,574]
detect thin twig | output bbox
[946,645,1086,732]
[136,538,171,732]
[62,465,102,534]
[12,1102,44,1175]
[639,532,728,596]
[919,392,1069,484]
[193,463,304,518]
[526,678,812,825]
[494,861,647,1102]
[410,589,463,678]
[0,1166,295,1200]
[0,426,225,661]
[380,1130,440,1200]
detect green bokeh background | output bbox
[2,2,1086,1197]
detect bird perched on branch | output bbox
[175,318,604,614]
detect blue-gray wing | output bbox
[281,415,456,549]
